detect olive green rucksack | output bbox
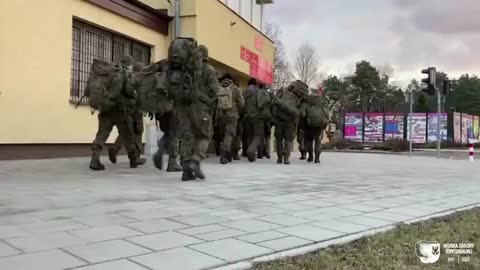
[83,59,121,111]
[305,95,329,129]
[217,84,234,111]
[136,61,173,115]
[166,38,201,104]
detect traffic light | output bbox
[421,67,436,96]
[443,79,452,95]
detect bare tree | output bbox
[295,42,319,86]
[265,22,293,90]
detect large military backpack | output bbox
[136,61,173,115]
[84,59,119,111]
[217,84,234,111]
[305,95,329,129]
[165,38,201,103]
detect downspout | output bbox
[175,0,181,38]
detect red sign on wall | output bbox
[240,46,273,85]
[255,36,263,51]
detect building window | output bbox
[70,19,151,103]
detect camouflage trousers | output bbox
[156,110,179,159]
[231,118,243,155]
[216,117,238,152]
[245,117,265,156]
[177,102,213,162]
[297,128,305,153]
[111,111,144,155]
[92,110,137,157]
[305,127,324,156]
[274,122,297,158]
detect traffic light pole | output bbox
[436,88,441,159]
[409,91,413,157]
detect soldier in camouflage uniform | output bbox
[177,45,220,181]
[271,80,308,165]
[216,73,245,164]
[108,63,146,165]
[89,56,140,170]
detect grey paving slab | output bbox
[236,231,288,244]
[338,215,396,228]
[257,214,313,226]
[0,225,29,239]
[190,238,273,262]
[196,229,247,241]
[72,259,148,270]
[220,219,283,233]
[277,224,344,242]
[125,219,189,234]
[73,214,138,227]
[339,204,384,213]
[19,219,87,234]
[65,239,150,263]
[309,220,372,234]
[0,241,20,257]
[5,231,86,253]
[364,210,417,222]
[177,224,227,236]
[221,212,263,221]
[69,225,143,242]
[0,249,86,270]
[120,209,176,220]
[168,214,228,226]
[127,231,203,251]
[131,247,225,270]
[258,236,313,251]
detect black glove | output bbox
[148,113,154,120]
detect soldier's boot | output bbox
[167,158,182,172]
[314,152,321,164]
[307,151,314,163]
[128,152,140,169]
[276,142,283,164]
[257,153,263,159]
[300,150,306,160]
[190,160,205,180]
[284,154,291,165]
[220,150,229,165]
[181,161,196,181]
[89,151,105,171]
[226,151,233,163]
[108,147,118,164]
[137,157,147,165]
[232,150,241,161]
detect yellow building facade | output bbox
[0,0,274,159]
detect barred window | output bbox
[70,19,152,103]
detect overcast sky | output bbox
[265,0,480,87]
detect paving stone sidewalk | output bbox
[0,153,479,270]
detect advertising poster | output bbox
[344,113,363,142]
[461,114,473,143]
[454,112,462,143]
[407,113,427,143]
[474,116,479,141]
[364,113,384,142]
[427,113,448,142]
[385,113,404,140]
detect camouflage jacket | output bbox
[216,79,245,119]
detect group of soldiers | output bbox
[85,38,330,181]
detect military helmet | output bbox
[120,55,134,68]
[198,45,209,59]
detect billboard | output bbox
[454,112,462,143]
[344,113,363,142]
[427,113,448,142]
[407,113,427,143]
[474,116,479,141]
[364,113,384,142]
[461,114,473,143]
[385,113,404,140]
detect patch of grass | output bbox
[253,208,480,270]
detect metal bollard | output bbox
[469,141,474,162]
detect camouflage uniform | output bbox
[89,56,140,170]
[215,76,245,164]
[108,109,145,164]
[177,45,220,180]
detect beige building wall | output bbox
[0,0,168,144]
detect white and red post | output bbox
[469,141,474,162]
